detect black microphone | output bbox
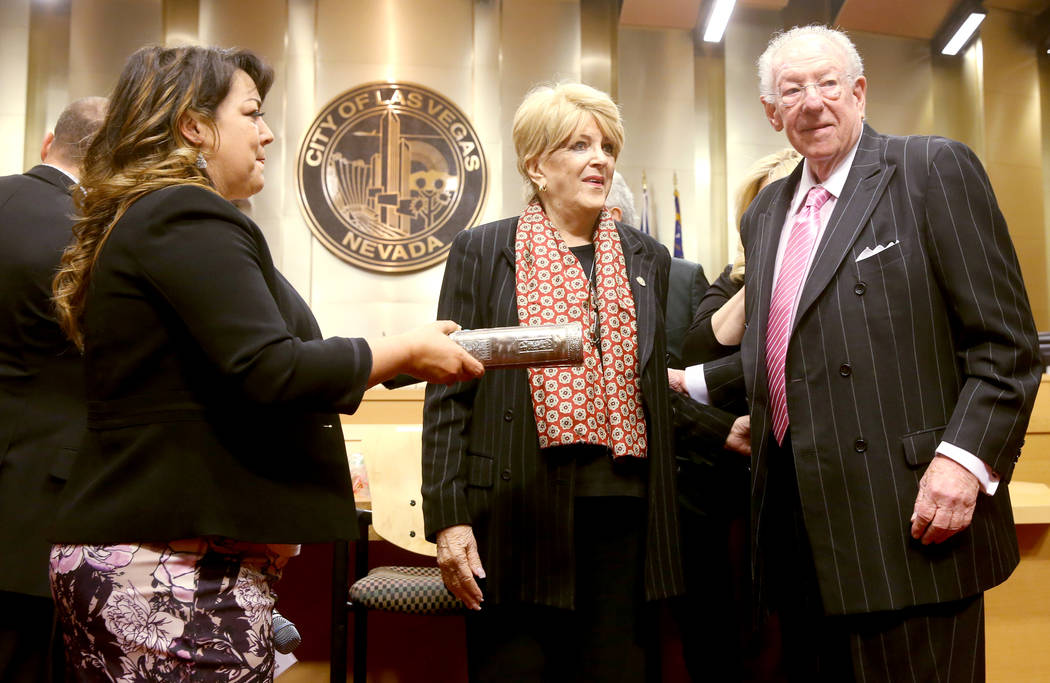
[273,610,301,654]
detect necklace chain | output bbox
[587,254,602,357]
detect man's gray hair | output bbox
[606,171,637,227]
[757,25,864,103]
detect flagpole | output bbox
[640,171,650,236]
[673,172,684,258]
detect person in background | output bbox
[722,25,1040,681]
[606,170,708,369]
[0,96,106,683]
[668,147,800,682]
[423,82,682,682]
[679,148,800,368]
[48,45,481,681]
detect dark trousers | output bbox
[761,435,986,683]
[673,459,755,682]
[465,497,655,683]
[0,590,63,683]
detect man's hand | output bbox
[910,455,980,545]
[668,368,688,395]
[435,524,485,610]
[724,415,751,456]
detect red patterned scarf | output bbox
[514,201,647,459]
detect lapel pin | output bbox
[636,276,646,287]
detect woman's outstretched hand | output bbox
[368,320,484,387]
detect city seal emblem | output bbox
[296,82,488,273]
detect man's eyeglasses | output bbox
[776,75,852,107]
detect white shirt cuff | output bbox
[936,441,1000,495]
[684,364,710,405]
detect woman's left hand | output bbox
[436,524,485,610]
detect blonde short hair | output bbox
[512,82,624,202]
[731,148,802,282]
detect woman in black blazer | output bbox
[48,45,481,681]
[423,82,683,682]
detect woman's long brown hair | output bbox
[52,45,273,349]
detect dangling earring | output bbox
[195,151,208,169]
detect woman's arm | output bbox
[710,286,745,346]
[680,264,743,366]
[366,321,483,388]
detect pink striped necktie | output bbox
[766,185,832,445]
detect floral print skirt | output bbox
[49,538,293,682]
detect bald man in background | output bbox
[0,96,106,682]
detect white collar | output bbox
[790,133,862,214]
[42,163,78,185]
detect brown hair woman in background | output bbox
[49,45,481,681]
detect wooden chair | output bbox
[330,425,464,682]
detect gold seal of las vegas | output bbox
[296,82,488,273]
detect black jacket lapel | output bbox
[750,168,799,380]
[796,125,894,324]
[618,224,656,373]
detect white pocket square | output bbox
[856,240,900,262]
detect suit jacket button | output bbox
[839,363,852,377]
[503,409,514,422]
[501,468,512,481]
[854,282,867,295]
[854,438,867,452]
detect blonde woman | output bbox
[680,148,801,365]
[48,45,480,681]
[423,82,682,681]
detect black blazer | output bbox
[670,263,750,518]
[0,166,83,596]
[665,256,708,369]
[681,264,744,368]
[740,125,1042,615]
[422,217,685,609]
[51,185,369,545]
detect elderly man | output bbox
[0,97,106,681]
[727,25,1042,681]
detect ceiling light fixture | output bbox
[935,1,988,56]
[702,0,737,43]
[941,11,986,55]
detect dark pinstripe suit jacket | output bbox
[422,217,685,609]
[740,125,1042,616]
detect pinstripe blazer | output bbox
[422,216,685,609]
[740,125,1042,616]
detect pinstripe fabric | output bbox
[422,217,684,609]
[739,125,1042,617]
[668,391,738,456]
[847,595,985,683]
